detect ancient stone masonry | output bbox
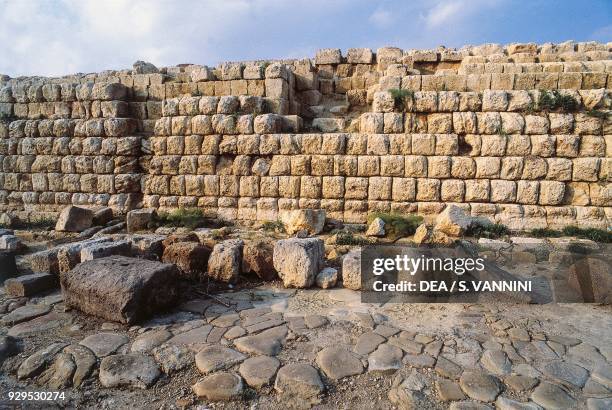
[1,41,611,229]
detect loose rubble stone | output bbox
[0,234,24,252]
[273,238,324,288]
[152,343,193,374]
[61,256,179,324]
[99,353,161,389]
[242,238,276,280]
[5,273,56,297]
[79,332,129,358]
[239,355,280,389]
[162,242,211,281]
[366,217,385,236]
[46,352,76,389]
[435,356,464,379]
[17,342,67,379]
[504,374,539,391]
[1,304,51,325]
[437,379,467,401]
[280,209,326,235]
[316,346,364,379]
[342,249,361,290]
[192,372,244,401]
[459,371,502,402]
[126,208,156,232]
[275,363,324,403]
[195,345,246,374]
[368,343,403,374]
[403,353,436,368]
[316,267,338,289]
[55,206,93,232]
[131,329,173,352]
[435,205,473,236]
[207,239,244,284]
[531,382,577,409]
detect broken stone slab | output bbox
[242,238,277,281]
[354,332,386,355]
[195,346,246,374]
[192,372,244,401]
[480,349,512,376]
[5,273,57,297]
[56,237,113,273]
[162,242,211,281]
[273,238,324,288]
[239,355,280,389]
[167,324,212,351]
[7,312,66,337]
[79,332,129,358]
[55,206,93,232]
[459,371,502,402]
[44,352,76,389]
[129,234,165,258]
[1,304,51,325]
[495,397,542,410]
[0,234,25,252]
[17,342,68,379]
[99,353,161,389]
[567,257,611,303]
[368,343,403,374]
[316,346,364,380]
[29,248,61,275]
[541,360,589,388]
[316,267,338,289]
[79,240,131,262]
[0,250,17,281]
[279,209,326,235]
[341,249,361,290]
[152,343,193,374]
[304,314,328,329]
[126,208,156,233]
[274,363,324,404]
[92,207,113,226]
[60,256,179,324]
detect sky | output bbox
[0,0,610,77]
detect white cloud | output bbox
[422,0,504,29]
[369,9,394,27]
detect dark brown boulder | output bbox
[161,242,211,281]
[60,256,179,324]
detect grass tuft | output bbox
[155,208,207,229]
[530,225,611,243]
[388,88,414,111]
[367,212,422,240]
[466,223,510,239]
[538,90,580,112]
[262,220,285,233]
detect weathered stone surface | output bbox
[207,239,244,284]
[17,342,67,379]
[233,326,287,356]
[126,208,156,232]
[239,355,280,389]
[342,249,361,290]
[0,234,24,252]
[459,371,502,402]
[437,379,467,401]
[195,345,246,374]
[0,250,17,280]
[131,329,172,352]
[481,349,511,376]
[45,352,76,389]
[505,375,538,391]
[99,353,161,389]
[435,355,463,379]
[403,353,436,368]
[192,372,244,401]
[5,273,56,297]
[63,344,96,387]
[316,346,364,379]
[495,397,542,410]
[275,363,324,403]
[368,343,403,374]
[0,335,21,365]
[152,343,193,374]
[591,363,612,390]
[273,238,324,288]
[1,304,51,325]
[435,205,473,236]
[61,256,179,324]
[242,238,276,281]
[7,312,66,337]
[542,360,589,388]
[167,325,212,350]
[79,332,129,358]
[531,382,577,409]
[587,398,612,410]
[304,314,328,329]
[55,206,93,232]
[162,242,211,281]
[567,257,612,303]
[280,209,326,235]
[366,217,385,237]
[79,240,131,262]
[316,267,338,289]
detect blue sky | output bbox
[0,0,610,77]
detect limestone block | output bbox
[556,135,580,157]
[392,178,416,201]
[428,156,451,178]
[416,178,440,201]
[414,91,437,112]
[315,49,342,65]
[254,114,282,134]
[441,180,465,202]
[452,112,477,134]
[345,177,369,199]
[368,177,392,200]
[55,206,93,232]
[476,112,501,134]
[482,90,508,111]
[427,113,452,133]
[451,157,476,179]
[522,157,548,180]
[539,181,565,205]
[273,238,324,288]
[572,158,600,182]
[465,179,490,202]
[546,158,572,181]
[475,157,501,179]
[360,113,383,133]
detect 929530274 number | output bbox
[7,391,66,401]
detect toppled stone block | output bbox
[413,224,453,246]
[133,61,159,74]
[80,240,131,262]
[342,250,361,290]
[57,238,113,273]
[55,206,93,232]
[207,239,244,284]
[129,234,165,258]
[0,235,25,252]
[316,267,338,289]
[5,273,57,297]
[242,239,276,281]
[280,209,326,236]
[0,251,17,282]
[366,217,386,237]
[162,242,211,281]
[29,248,61,275]
[434,205,474,237]
[273,238,324,288]
[568,257,611,303]
[127,209,156,233]
[60,256,179,324]
[92,207,113,226]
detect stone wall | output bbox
[1,41,610,229]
